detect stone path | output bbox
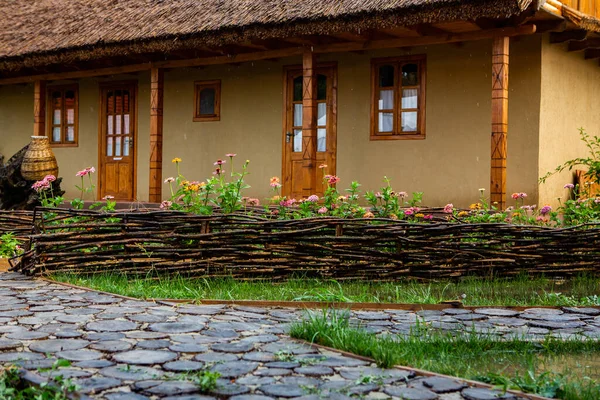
[1,273,598,400]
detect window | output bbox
[47,85,78,146]
[371,55,426,140]
[194,80,221,121]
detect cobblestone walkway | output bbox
[2,273,598,400]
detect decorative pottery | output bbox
[20,136,59,181]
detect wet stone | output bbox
[264,361,300,369]
[383,387,438,400]
[0,352,45,362]
[210,361,259,378]
[86,332,126,341]
[163,361,205,372]
[230,395,275,400]
[211,342,254,353]
[294,366,334,376]
[236,376,276,386]
[474,308,520,317]
[86,320,138,332]
[128,314,167,323]
[461,387,517,400]
[16,359,57,370]
[19,315,59,325]
[347,383,380,396]
[162,396,216,400]
[0,339,22,350]
[75,377,122,394]
[262,342,317,355]
[169,343,208,353]
[562,307,600,316]
[211,383,250,396]
[255,368,292,376]
[260,384,306,398]
[354,311,390,321]
[113,350,178,365]
[144,381,200,395]
[100,365,165,381]
[29,339,89,353]
[148,322,205,333]
[43,369,93,379]
[90,340,134,352]
[177,305,225,315]
[195,352,239,363]
[75,359,115,368]
[56,314,92,323]
[487,317,527,327]
[30,305,64,312]
[528,320,586,330]
[453,314,487,321]
[105,393,151,400]
[441,308,471,315]
[0,310,33,318]
[422,376,467,393]
[55,330,84,338]
[279,376,320,387]
[203,329,238,339]
[66,308,101,315]
[339,367,413,383]
[126,331,169,339]
[243,352,275,362]
[136,340,172,349]
[37,323,79,334]
[239,334,279,344]
[56,349,104,361]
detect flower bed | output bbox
[15,207,600,280]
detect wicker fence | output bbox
[12,207,600,280]
[0,210,34,236]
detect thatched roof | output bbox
[0,0,536,72]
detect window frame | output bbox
[46,84,79,147]
[370,55,426,140]
[193,80,221,122]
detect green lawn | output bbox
[290,310,600,400]
[52,273,600,306]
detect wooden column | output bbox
[33,80,46,137]
[491,37,509,209]
[149,67,164,203]
[301,49,317,197]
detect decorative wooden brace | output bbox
[491,37,509,209]
[149,67,164,203]
[302,49,318,197]
[33,80,46,137]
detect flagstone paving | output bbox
[1,272,599,399]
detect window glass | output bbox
[199,88,216,115]
[402,64,419,86]
[317,75,327,100]
[379,90,394,110]
[401,112,418,132]
[379,112,393,132]
[379,65,395,87]
[317,103,326,126]
[293,129,302,152]
[401,89,418,109]
[48,86,78,145]
[293,76,303,102]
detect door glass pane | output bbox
[123,91,130,113]
[66,109,74,124]
[317,128,326,152]
[402,64,419,86]
[107,92,114,114]
[67,126,75,142]
[107,137,113,157]
[115,91,123,114]
[115,115,122,135]
[379,65,395,87]
[115,136,122,156]
[53,109,61,125]
[124,114,130,134]
[317,103,326,126]
[124,137,130,156]
[293,76,303,102]
[317,75,327,100]
[293,129,302,152]
[199,88,215,115]
[52,127,61,142]
[379,90,393,110]
[293,104,303,127]
[401,89,418,109]
[107,116,113,135]
[379,112,393,132]
[401,112,418,132]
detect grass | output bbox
[0,360,79,400]
[289,310,600,400]
[52,272,600,306]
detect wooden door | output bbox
[282,65,337,199]
[99,83,137,200]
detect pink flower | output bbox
[213,168,224,175]
[595,198,600,204]
[318,164,327,169]
[540,205,552,215]
[375,192,383,199]
[160,200,172,209]
[423,214,433,220]
[44,175,56,183]
[102,195,114,200]
[164,177,175,183]
[317,207,327,214]
[519,192,527,199]
[76,169,88,177]
[225,153,237,157]
[327,175,340,185]
[270,177,281,188]
[404,209,414,216]
[536,216,545,222]
[247,198,260,206]
[32,180,50,192]
[443,203,454,213]
[213,159,226,166]
[564,183,575,189]
[511,193,519,200]
[86,167,96,174]
[307,195,319,202]
[397,192,407,198]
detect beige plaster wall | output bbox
[1,36,543,207]
[538,34,600,207]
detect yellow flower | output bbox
[458,211,469,217]
[272,195,281,202]
[363,211,374,218]
[415,213,424,218]
[469,203,482,210]
[389,214,398,220]
[172,157,182,163]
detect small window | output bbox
[194,80,221,121]
[371,55,426,140]
[47,85,78,146]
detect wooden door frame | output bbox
[97,80,139,201]
[281,62,338,198]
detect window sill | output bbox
[193,116,220,122]
[50,143,79,148]
[370,134,425,141]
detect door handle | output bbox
[285,131,294,143]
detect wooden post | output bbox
[302,48,317,197]
[33,80,46,137]
[491,37,509,209]
[149,67,164,203]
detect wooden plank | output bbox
[301,49,317,198]
[550,29,588,43]
[490,37,509,210]
[149,67,164,203]
[1,64,150,85]
[33,80,46,137]
[568,38,600,51]
[584,48,600,59]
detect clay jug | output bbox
[21,136,59,181]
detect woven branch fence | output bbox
[12,207,600,280]
[0,210,34,236]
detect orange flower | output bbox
[270,177,281,188]
[318,164,328,169]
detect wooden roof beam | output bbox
[549,29,588,43]
[409,24,451,37]
[584,48,600,59]
[568,38,600,51]
[331,32,368,43]
[533,20,566,33]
